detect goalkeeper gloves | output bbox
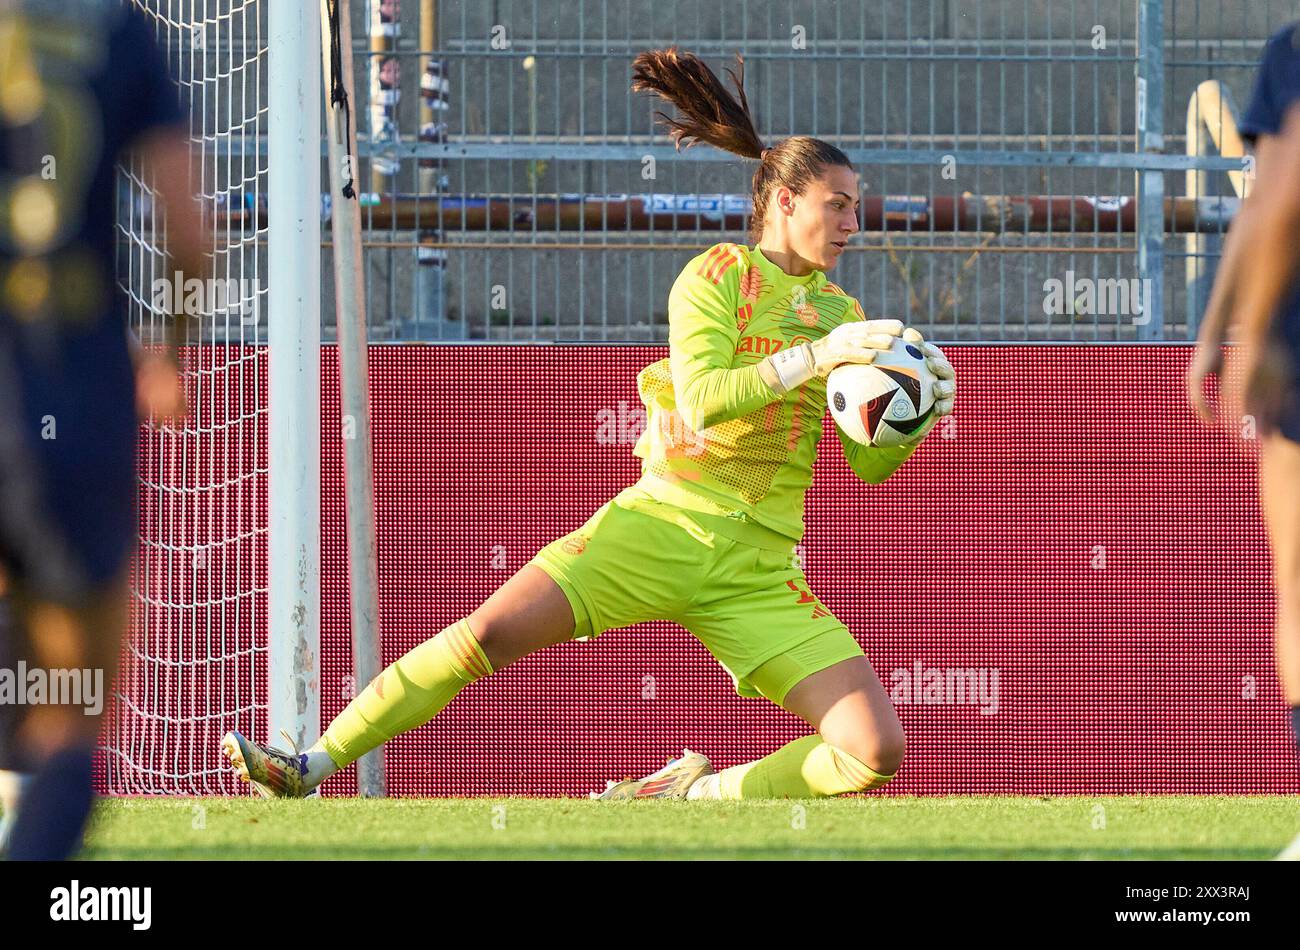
[893,328,956,445]
[760,319,905,394]
[758,320,957,425]
[903,327,956,418]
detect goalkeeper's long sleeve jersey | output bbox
[630,243,919,545]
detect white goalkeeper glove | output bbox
[888,327,956,446]
[901,327,956,418]
[760,319,905,394]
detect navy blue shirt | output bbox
[0,1,183,596]
[1240,22,1300,368]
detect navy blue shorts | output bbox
[1273,324,1300,444]
[0,329,137,607]
[1279,396,1300,444]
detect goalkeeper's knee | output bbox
[823,732,904,792]
[825,746,897,792]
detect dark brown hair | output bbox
[631,47,853,240]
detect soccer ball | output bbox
[827,338,938,447]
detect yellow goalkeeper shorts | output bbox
[528,480,864,705]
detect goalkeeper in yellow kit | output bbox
[221,47,957,801]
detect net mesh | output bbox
[105,0,269,794]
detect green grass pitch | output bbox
[65,795,1300,860]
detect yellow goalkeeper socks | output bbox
[686,734,894,799]
[319,619,493,770]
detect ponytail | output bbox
[632,47,853,241]
[630,47,763,159]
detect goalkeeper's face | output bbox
[783,164,861,273]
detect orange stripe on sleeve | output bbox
[708,245,740,283]
[696,245,727,282]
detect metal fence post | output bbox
[1137,0,1166,341]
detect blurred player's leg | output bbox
[1259,433,1300,749]
[4,571,128,860]
[0,581,32,853]
[0,342,133,858]
[224,563,577,796]
[0,771,28,854]
[1196,80,1300,857]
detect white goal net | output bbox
[107,0,270,794]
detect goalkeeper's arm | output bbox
[670,265,901,431]
[668,264,783,432]
[838,431,923,485]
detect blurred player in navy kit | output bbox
[0,0,202,859]
[1187,22,1300,858]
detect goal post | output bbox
[109,0,321,793]
[267,0,322,760]
[320,0,385,797]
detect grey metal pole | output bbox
[1136,0,1166,341]
[416,0,447,338]
[1186,87,1214,340]
[269,0,321,755]
[322,0,386,798]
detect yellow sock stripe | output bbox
[829,746,893,791]
[320,732,350,769]
[444,620,491,681]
